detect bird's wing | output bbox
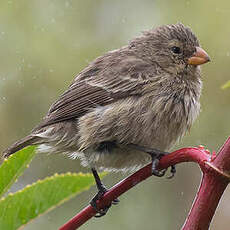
[36,55,155,128]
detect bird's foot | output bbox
[128,144,176,178]
[151,157,167,177]
[90,168,119,217]
[90,184,119,217]
[148,150,176,179]
[167,165,176,179]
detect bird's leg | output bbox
[128,144,176,178]
[90,168,119,217]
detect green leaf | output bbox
[221,80,230,89]
[0,172,99,230]
[0,146,36,198]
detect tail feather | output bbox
[3,135,39,158]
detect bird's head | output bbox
[130,23,210,77]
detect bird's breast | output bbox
[135,86,200,150]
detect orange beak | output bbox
[187,47,210,66]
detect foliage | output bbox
[221,80,230,89]
[0,146,36,197]
[0,147,99,230]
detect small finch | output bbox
[4,23,210,216]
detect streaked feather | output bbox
[35,55,155,129]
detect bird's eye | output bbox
[171,46,181,54]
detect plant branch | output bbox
[59,137,230,230]
[182,137,230,230]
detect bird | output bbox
[3,23,210,216]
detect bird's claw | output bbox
[151,154,176,179]
[151,158,167,177]
[112,198,120,205]
[90,186,119,217]
[93,204,111,218]
[128,144,177,178]
[167,165,176,179]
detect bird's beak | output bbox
[187,47,210,66]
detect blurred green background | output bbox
[1,0,230,229]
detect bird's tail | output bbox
[3,135,40,158]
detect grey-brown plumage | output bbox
[4,23,210,173]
